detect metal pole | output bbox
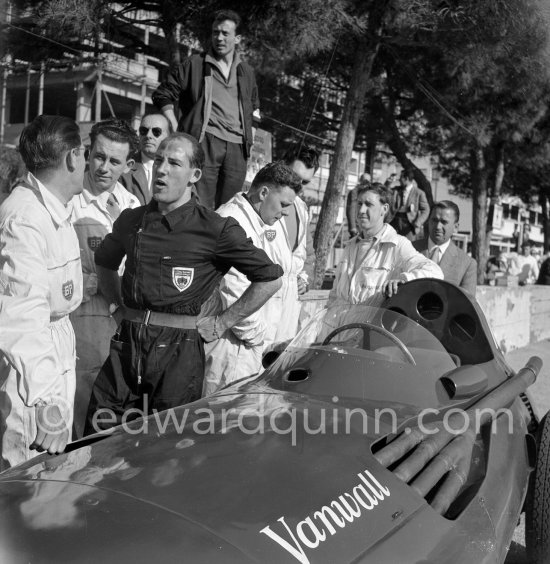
[37,61,44,115]
[0,66,7,145]
[24,64,31,125]
[95,59,102,121]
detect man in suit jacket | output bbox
[120,113,170,204]
[389,168,430,241]
[413,200,477,295]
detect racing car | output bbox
[0,278,548,563]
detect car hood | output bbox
[0,389,428,563]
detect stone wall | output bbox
[299,286,550,354]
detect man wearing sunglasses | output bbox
[152,9,260,210]
[121,113,170,205]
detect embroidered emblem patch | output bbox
[265,230,277,242]
[172,267,194,292]
[62,280,74,301]
[87,236,103,251]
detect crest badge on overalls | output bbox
[87,236,103,251]
[62,280,74,301]
[172,267,194,292]
[265,230,277,242]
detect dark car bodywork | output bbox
[0,279,538,563]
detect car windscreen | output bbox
[263,304,457,378]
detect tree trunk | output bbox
[481,141,505,273]
[162,22,180,68]
[377,97,434,206]
[312,4,388,288]
[492,142,505,199]
[364,124,377,177]
[540,187,550,253]
[471,146,490,284]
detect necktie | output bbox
[106,194,121,220]
[397,189,406,212]
[430,246,441,264]
[144,163,153,191]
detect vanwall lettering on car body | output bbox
[259,469,391,564]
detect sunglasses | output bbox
[139,126,164,138]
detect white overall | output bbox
[0,174,83,469]
[202,193,298,395]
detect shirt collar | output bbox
[80,171,120,208]
[141,154,154,168]
[428,237,451,255]
[152,194,197,230]
[25,172,72,226]
[205,49,241,75]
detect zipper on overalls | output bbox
[133,223,144,388]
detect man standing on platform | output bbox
[413,200,477,295]
[152,9,260,209]
[71,119,140,438]
[121,113,170,205]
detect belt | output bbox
[122,307,197,329]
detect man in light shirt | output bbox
[121,113,170,204]
[70,119,140,437]
[413,200,477,295]
[510,243,540,285]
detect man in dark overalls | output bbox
[84,132,282,434]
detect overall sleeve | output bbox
[395,238,444,282]
[0,217,64,406]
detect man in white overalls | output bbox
[0,115,85,469]
[201,162,302,395]
[70,119,140,438]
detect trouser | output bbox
[0,316,75,470]
[195,133,247,209]
[84,320,205,436]
[70,313,116,439]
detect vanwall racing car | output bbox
[0,278,549,563]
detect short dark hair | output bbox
[212,10,242,34]
[282,145,320,172]
[159,132,205,170]
[18,115,81,174]
[250,161,302,193]
[357,182,392,221]
[432,200,460,222]
[90,119,140,160]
